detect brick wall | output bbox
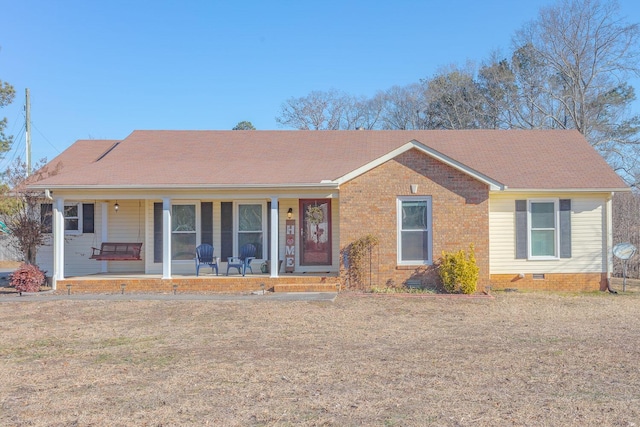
[56,275,339,294]
[490,273,607,292]
[339,149,490,290]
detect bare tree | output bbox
[511,0,640,175]
[613,191,640,278]
[358,93,387,130]
[0,158,58,264]
[275,90,386,130]
[340,94,384,130]
[276,90,347,130]
[379,83,429,130]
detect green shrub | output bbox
[10,263,45,294]
[438,244,479,294]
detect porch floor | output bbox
[56,272,341,294]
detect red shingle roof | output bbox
[29,129,627,191]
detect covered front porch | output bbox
[41,191,339,291]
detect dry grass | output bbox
[1,291,639,426]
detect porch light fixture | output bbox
[287,208,293,219]
[114,201,119,213]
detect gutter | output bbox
[28,182,341,191]
[499,187,630,193]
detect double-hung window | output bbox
[397,197,432,264]
[171,204,196,261]
[516,198,571,261]
[236,202,265,259]
[41,203,84,234]
[528,200,558,259]
[64,204,81,233]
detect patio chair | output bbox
[195,244,219,276]
[226,243,257,276]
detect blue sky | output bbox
[1,0,640,167]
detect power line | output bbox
[30,120,61,157]
[6,107,24,138]
[2,90,63,170]
[0,124,26,171]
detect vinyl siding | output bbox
[490,193,607,274]
[105,200,145,273]
[36,235,53,275]
[37,201,106,277]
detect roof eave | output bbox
[28,182,341,191]
[498,187,630,193]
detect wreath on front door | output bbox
[306,205,325,246]
[306,205,324,225]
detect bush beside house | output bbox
[10,263,46,294]
[438,245,479,294]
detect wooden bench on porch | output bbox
[90,242,143,261]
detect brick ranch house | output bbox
[27,129,628,292]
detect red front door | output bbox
[299,199,332,266]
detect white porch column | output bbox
[100,202,108,273]
[162,197,172,279]
[270,197,279,278]
[52,197,65,289]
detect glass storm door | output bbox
[300,199,331,266]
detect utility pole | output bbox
[25,88,31,176]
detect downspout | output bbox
[606,193,617,294]
[44,189,54,288]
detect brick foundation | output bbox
[56,275,339,294]
[490,273,608,292]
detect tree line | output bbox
[276,0,640,187]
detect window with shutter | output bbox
[41,202,91,235]
[515,199,571,260]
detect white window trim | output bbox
[234,200,267,261]
[63,202,82,235]
[527,198,559,260]
[397,196,432,265]
[171,201,199,263]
